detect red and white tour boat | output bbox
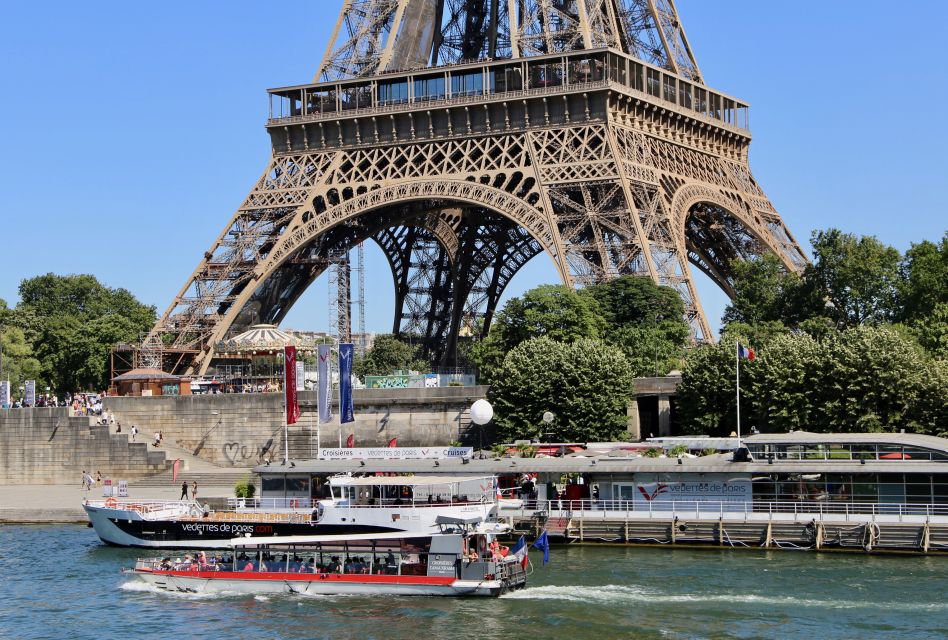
[124,517,529,597]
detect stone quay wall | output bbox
[103,386,489,468]
[0,408,170,485]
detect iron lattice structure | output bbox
[150,0,806,375]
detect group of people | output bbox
[80,470,103,492]
[179,480,198,501]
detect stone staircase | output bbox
[0,408,172,484]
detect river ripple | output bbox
[0,525,945,639]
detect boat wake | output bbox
[501,585,948,611]
[119,581,240,599]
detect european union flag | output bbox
[531,531,550,564]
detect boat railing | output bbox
[227,496,494,511]
[510,499,948,522]
[87,499,196,517]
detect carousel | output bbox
[208,325,318,392]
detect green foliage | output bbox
[643,447,662,458]
[669,444,688,457]
[473,277,689,383]
[9,274,156,392]
[722,254,806,326]
[490,444,509,458]
[490,337,635,443]
[473,285,607,384]
[899,234,948,323]
[0,323,42,391]
[354,334,429,379]
[234,477,256,499]
[515,444,538,458]
[678,325,945,436]
[806,229,903,328]
[699,448,717,457]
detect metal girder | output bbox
[319,0,704,83]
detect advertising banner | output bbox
[0,381,9,407]
[630,473,752,506]
[317,344,332,423]
[296,360,305,393]
[338,343,354,424]
[284,346,299,425]
[318,446,474,461]
[24,380,35,406]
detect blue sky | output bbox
[1,1,945,335]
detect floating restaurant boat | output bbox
[124,517,528,597]
[85,475,500,549]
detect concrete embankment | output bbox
[103,387,488,468]
[0,408,170,485]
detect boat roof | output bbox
[328,474,494,487]
[744,431,948,451]
[230,530,442,548]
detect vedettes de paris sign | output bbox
[318,447,474,461]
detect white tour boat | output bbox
[86,475,501,548]
[124,517,529,597]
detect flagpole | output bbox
[283,351,290,463]
[735,341,741,447]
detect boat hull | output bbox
[128,569,513,597]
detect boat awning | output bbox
[329,475,494,487]
[435,515,483,527]
[230,530,436,549]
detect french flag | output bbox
[509,536,529,570]
[738,344,756,361]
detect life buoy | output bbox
[104,497,117,509]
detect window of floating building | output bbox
[379,79,409,105]
[933,477,948,506]
[286,476,310,494]
[905,474,933,504]
[451,70,483,96]
[262,476,285,494]
[646,68,661,98]
[413,75,445,101]
[751,475,777,501]
[663,74,677,104]
[851,475,878,502]
[824,474,853,501]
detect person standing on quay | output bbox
[131,425,138,442]
[180,481,189,501]
[191,481,198,501]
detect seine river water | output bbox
[1,524,946,640]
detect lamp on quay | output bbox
[470,399,493,425]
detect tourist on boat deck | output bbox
[242,560,254,572]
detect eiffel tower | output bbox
[150,0,807,375]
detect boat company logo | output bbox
[637,483,669,501]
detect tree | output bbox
[354,334,428,379]
[677,324,945,437]
[14,274,156,392]
[0,325,43,391]
[900,234,948,323]
[677,335,760,437]
[472,285,607,383]
[490,337,635,443]
[805,229,902,328]
[819,325,928,432]
[585,275,685,328]
[722,253,806,327]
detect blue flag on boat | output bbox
[532,531,550,564]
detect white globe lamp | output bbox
[470,399,494,425]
